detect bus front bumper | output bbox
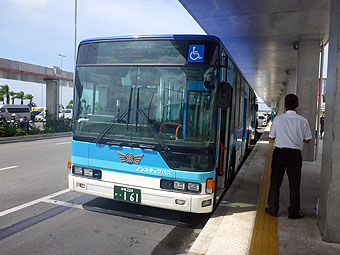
[68,174,213,213]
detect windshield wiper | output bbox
[133,88,168,152]
[136,109,170,152]
[95,87,134,144]
[94,110,129,144]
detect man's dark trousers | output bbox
[267,147,302,217]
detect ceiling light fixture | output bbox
[293,41,299,50]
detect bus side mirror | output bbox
[204,81,215,91]
[217,82,232,108]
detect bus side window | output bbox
[231,73,236,130]
[239,79,245,129]
[234,72,241,129]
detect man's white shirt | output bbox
[269,110,312,150]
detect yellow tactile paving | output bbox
[249,139,278,255]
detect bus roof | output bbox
[79,34,223,45]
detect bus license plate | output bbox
[114,185,141,204]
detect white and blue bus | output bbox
[68,35,257,213]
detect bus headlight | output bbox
[84,168,93,177]
[72,166,102,179]
[73,166,83,175]
[160,179,201,193]
[188,183,200,192]
[174,181,186,190]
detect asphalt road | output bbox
[0,136,210,255]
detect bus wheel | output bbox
[228,150,236,183]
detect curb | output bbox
[0,132,72,144]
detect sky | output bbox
[0,0,205,107]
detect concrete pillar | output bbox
[46,79,59,118]
[276,96,284,115]
[279,95,284,114]
[296,41,320,161]
[286,69,297,95]
[318,0,340,243]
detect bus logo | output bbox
[188,45,205,63]
[118,152,144,165]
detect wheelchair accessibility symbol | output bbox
[188,45,205,63]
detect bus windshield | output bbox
[73,40,219,172]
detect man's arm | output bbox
[269,119,277,139]
[304,139,311,144]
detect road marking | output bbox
[0,189,70,218]
[43,198,84,210]
[56,141,72,145]
[0,166,18,172]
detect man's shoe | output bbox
[265,207,278,217]
[288,212,305,219]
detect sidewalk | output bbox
[188,128,340,255]
[276,139,340,254]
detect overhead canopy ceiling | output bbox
[179,0,330,107]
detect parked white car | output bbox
[35,111,46,122]
[59,109,73,119]
[59,109,65,119]
[0,104,31,122]
[63,109,73,120]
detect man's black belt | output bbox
[275,147,300,152]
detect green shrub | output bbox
[0,111,72,137]
[44,111,72,133]
[0,124,28,137]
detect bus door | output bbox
[242,82,249,156]
[216,107,229,192]
[216,54,233,193]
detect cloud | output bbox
[5,0,49,17]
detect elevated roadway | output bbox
[0,57,73,117]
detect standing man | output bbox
[265,94,312,219]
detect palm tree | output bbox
[9,91,16,104]
[0,94,4,104]
[15,91,25,105]
[0,85,10,104]
[24,94,34,110]
[66,100,73,109]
